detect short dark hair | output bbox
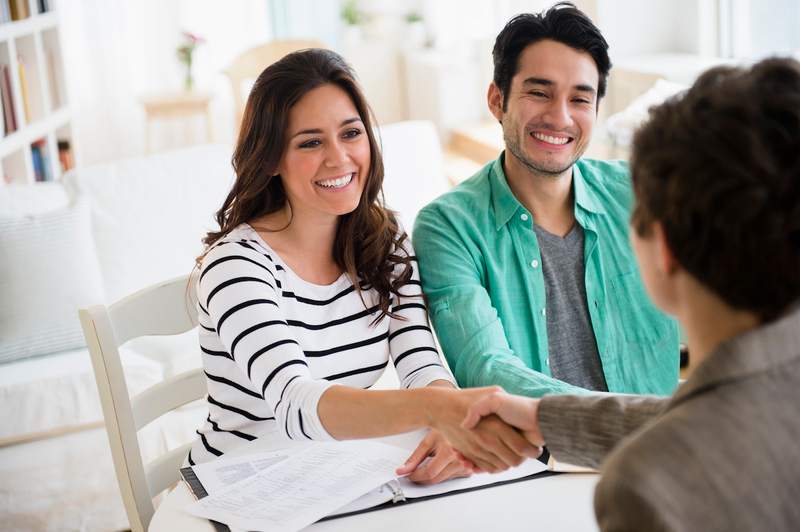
[631,57,800,322]
[492,2,611,109]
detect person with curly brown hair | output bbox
[463,57,800,531]
[189,48,541,482]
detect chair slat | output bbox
[145,442,194,497]
[110,275,198,345]
[132,369,206,430]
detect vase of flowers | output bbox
[176,31,205,92]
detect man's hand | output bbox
[427,387,541,472]
[396,429,474,485]
[462,390,545,449]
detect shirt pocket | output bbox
[609,270,668,343]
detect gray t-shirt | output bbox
[533,223,608,391]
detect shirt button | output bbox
[545,357,550,366]
[520,213,529,222]
[530,259,539,269]
[541,308,547,316]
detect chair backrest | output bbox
[223,39,325,132]
[79,274,206,532]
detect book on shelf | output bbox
[0,1,11,23]
[17,56,30,124]
[1,65,17,133]
[31,143,43,181]
[45,47,61,109]
[0,82,5,136]
[31,139,52,181]
[9,0,28,21]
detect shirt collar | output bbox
[489,154,521,231]
[572,162,605,216]
[489,152,605,231]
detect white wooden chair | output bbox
[79,275,206,532]
[223,39,325,132]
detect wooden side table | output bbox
[140,91,213,153]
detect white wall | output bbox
[596,0,704,59]
[59,0,271,166]
[736,0,800,58]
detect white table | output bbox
[150,470,600,531]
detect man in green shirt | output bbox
[413,3,679,398]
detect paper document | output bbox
[187,449,292,494]
[182,429,552,531]
[186,440,409,532]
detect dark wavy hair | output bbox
[492,2,611,110]
[202,48,412,323]
[630,57,800,322]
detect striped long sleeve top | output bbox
[189,223,454,465]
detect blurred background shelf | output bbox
[0,0,73,185]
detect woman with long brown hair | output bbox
[189,48,538,482]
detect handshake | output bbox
[396,387,546,485]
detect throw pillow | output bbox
[0,199,106,363]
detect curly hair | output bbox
[630,57,800,322]
[202,49,412,324]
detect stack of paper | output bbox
[187,440,409,531]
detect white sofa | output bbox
[0,120,450,531]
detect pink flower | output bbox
[182,31,206,45]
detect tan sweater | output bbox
[539,305,800,532]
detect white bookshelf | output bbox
[0,0,72,185]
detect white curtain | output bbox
[58,0,272,166]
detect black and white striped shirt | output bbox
[189,223,453,465]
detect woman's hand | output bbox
[396,429,474,485]
[425,386,541,473]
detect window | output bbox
[719,0,800,59]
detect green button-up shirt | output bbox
[413,154,679,397]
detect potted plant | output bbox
[404,11,427,49]
[340,0,365,46]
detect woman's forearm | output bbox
[317,383,540,472]
[317,385,442,439]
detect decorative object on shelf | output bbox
[175,31,205,92]
[404,11,427,49]
[57,139,73,172]
[340,0,365,46]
